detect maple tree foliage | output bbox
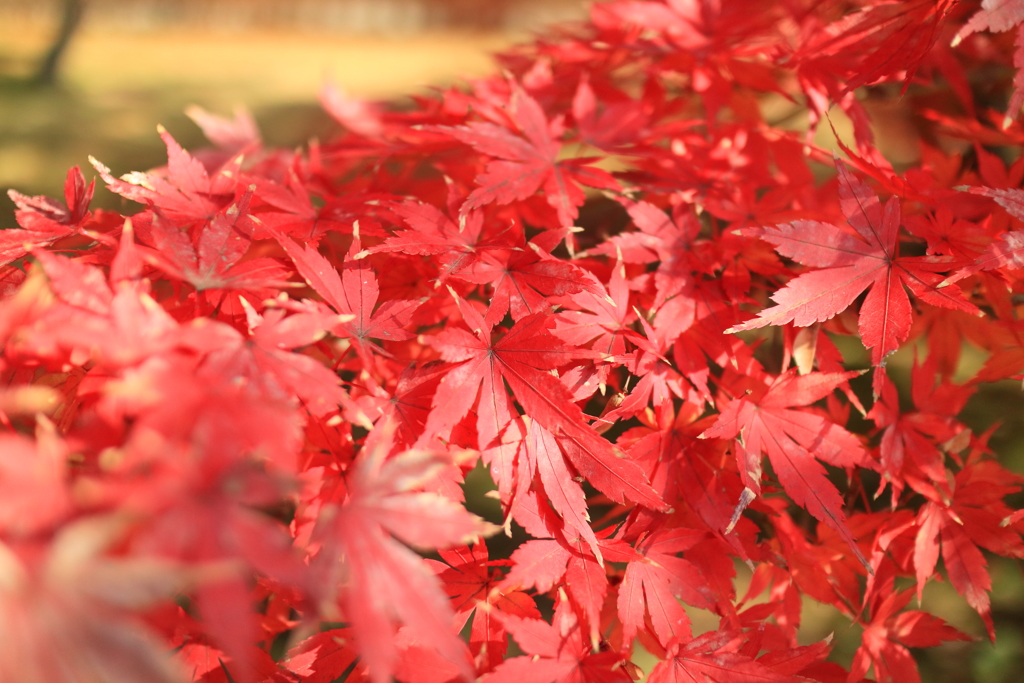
[5,1,1024,682]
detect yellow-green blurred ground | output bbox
[2,9,1024,683]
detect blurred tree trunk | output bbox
[35,0,86,84]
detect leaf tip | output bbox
[725,487,756,534]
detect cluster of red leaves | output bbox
[4,1,1024,682]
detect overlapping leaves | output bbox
[1,2,1024,683]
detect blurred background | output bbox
[1,1,1023,681]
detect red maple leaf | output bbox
[943,186,1024,282]
[4,166,94,267]
[572,75,648,152]
[648,629,825,683]
[91,127,236,225]
[622,404,746,540]
[26,246,179,368]
[913,461,1024,641]
[436,81,618,228]
[312,421,496,683]
[616,528,715,648]
[481,597,633,683]
[551,257,654,370]
[0,424,69,536]
[730,160,979,364]
[959,318,1024,383]
[423,294,664,510]
[869,357,973,503]
[850,579,971,683]
[701,368,872,565]
[274,234,420,367]
[372,199,513,285]
[500,538,575,596]
[280,628,366,683]
[602,198,702,313]
[0,518,198,683]
[357,363,450,449]
[186,105,261,155]
[459,241,599,327]
[796,0,958,97]
[125,187,292,308]
[432,543,540,673]
[499,536,610,645]
[503,417,603,561]
[233,298,356,418]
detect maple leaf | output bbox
[603,327,706,422]
[275,234,419,367]
[701,369,872,565]
[111,386,307,683]
[904,205,991,264]
[622,404,747,541]
[178,640,283,683]
[227,297,358,418]
[423,295,664,510]
[961,228,1024,274]
[313,421,497,683]
[611,198,702,313]
[551,257,655,375]
[507,417,603,561]
[25,246,180,369]
[968,320,1024,383]
[361,363,450,449]
[372,199,511,285]
[730,161,979,364]
[146,603,280,683]
[572,75,648,152]
[499,538,573,593]
[797,0,958,97]
[251,171,385,243]
[481,598,633,683]
[91,126,236,225]
[459,242,599,327]
[869,359,973,503]
[913,461,1024,641]
[498,536,610,645]
[0,516,203,683]
[281,628,367,683]
[914,502,993,639]
[943,186,1024,283]
[850,580,971,683]
[3,166,93,267]
[186,104,261,155]
[139,186,291,300]
[321,81,386,139]
[616,528,715,648]
[648,629,814,683]
[432,544,540,673]
[767,510,864,630]
[436,81,618,228]
[0,420,69,536]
